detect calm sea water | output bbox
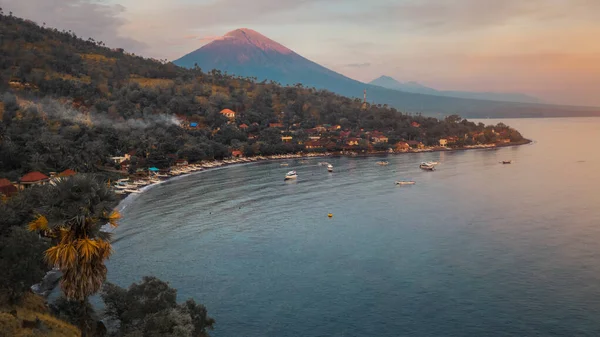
[107,118,600,337]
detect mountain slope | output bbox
[174,29,600,118]
[369,76,542,104]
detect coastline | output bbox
[113,138,532,210]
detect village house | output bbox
[231,150,243,158]
[220,108,236,121]
[305,140,326,150]
[346,138,361,146]
[411,121,421,128]
[0,178,18,197]
[407,140,425,149]
[175,159,189,166]
[238,123,249,130]
[371,135,389,143]
[110,153,131,165]
[58,169,77,177]
[439,139,448,146]
[309,136,321,141]
[269,122,284,128]
[281,136,293,143]
[19,171,50,189]
[395,141,410,152]
[315,125,327,133]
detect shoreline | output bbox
[113,138,532,209]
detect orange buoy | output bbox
[328,213,333,218]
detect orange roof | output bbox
[20,171,49,183]
[239,123,248,128]
[0,178,12,187]
[58,169,77,177]
[220,108,236,115]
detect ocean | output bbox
[107,118,600,336]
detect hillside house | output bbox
[411,121,421,128]
[58,169,77,177]
[281,136,293,142]
[439,139,448,146]
[269,122,284,128]
[0,178,18,197]
[309,136,321,141]
[220,108,236,121]
[239,124,248,130]
[20,171,50,188]
[232,150,243,158]
[371,135,389,143]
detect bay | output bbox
[107,117,600,336]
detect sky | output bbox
[2,0,600,106]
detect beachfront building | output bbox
[19,171,50,189]
[439,139,448,146]
[175,159,189,166]
[281,136,293,143]
[395,141,410,152]
[220,108,236,121]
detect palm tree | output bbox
[28,174,119,301]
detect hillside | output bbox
[0,12,527,181]
[369,76,542,104]
[174,29,600,118]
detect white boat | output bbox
[395,181,416,185]
[420,162,435,171]
[284,170,298,180]
[327,164,333,172]
[425,161,439,166]
[280,163,289,167]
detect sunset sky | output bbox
[3,0,599,106]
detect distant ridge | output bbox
[369,75,542,104]
[174,29,600,118]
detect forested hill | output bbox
[0,12,524,180]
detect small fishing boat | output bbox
[327,164,333,172]
[420,162,435,171]
[284,170,298,180]
[425,161,439,166]
[395,181,416,185]
[280,163,289,167]
[501,160,513,164]
[377,161,389,166]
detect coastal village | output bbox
[0,106,521,200]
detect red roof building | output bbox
[239,124,249,129]
[0,178,18,197]
[20,172,50,186]
[220,109,236,120]
[411,121,421,128]
[232,150,243,158]
[269,122,284,128]
[58,169,77,177]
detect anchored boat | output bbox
[420,162,435,171]
[395,181,416,185]
[285,170,298,180]
[327,164,333,172]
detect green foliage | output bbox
[101,276,215,337]
[0,226,48,304]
